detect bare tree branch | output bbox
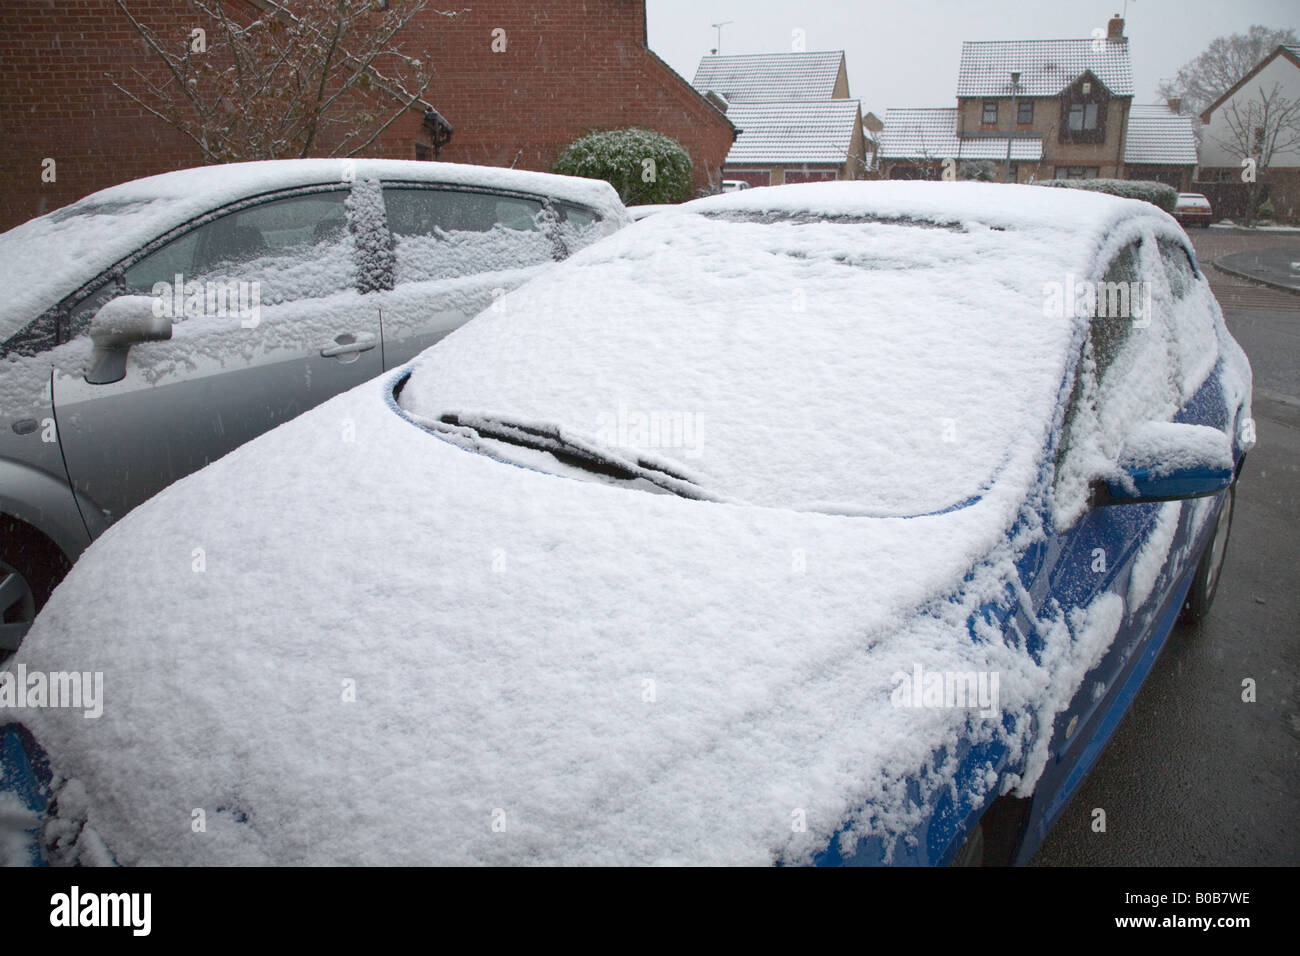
[1158,25,1298,116]
[1210,81,1300,224]
[109,0,456,165]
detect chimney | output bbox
[1168,97,1182,114]
[1107,15,1124,39]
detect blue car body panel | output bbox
[808,355,1245,867]
[0,723,51,865]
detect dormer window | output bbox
[982,101,998,124]
[1068,102,1098,131]
[1059,72,1108,144]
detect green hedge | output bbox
[553,128,693,206]
[1038,178,1178,213]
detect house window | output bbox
[1017,100,1034,125]
[1054,166,1099,180]
[1068,103,1099,131]
[982,101,999,124]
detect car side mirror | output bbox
[86,295,173,385]
[1093,421,1235,505]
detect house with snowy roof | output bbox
[878,16,1197,188]
[1197,43,1300,221]
[692,51,868,186]
[1124,104,1199,187]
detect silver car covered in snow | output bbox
[0,159,628,651]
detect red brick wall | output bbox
[783,169,838,184]
[0,0,212,230]
[723,170,771,188]
[0,0,734,231]
[351,3,734,193]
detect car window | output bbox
[1155,235,1219,399]
[1088,240,1141,383]
[1157,238,1197,300]
[381,186,561,284]
[557,203,599,231]
[1053,233,1190,526]
[43,189,359,343]
[121,189,355,308]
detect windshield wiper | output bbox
[412,409,727,503]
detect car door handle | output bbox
[320,333,377,358]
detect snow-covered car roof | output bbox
[0,159,630,342]
[690,178,1159,231]
[13,181,1209,866]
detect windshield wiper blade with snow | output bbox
[414,410,728,503]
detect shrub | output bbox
[553,128,693,206]
[958,160,996,182]
[1257,199,1275,220]
[1038,178,1178,213]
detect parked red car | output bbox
[1174,192,1213,228]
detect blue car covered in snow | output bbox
[1,181,1251,866]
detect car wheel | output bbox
[0,518,70,657]
[1179,481,1236,627]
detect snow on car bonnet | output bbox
[401,182,1115,516]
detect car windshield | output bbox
[399,205,1078,516]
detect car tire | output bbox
[0,517,71,657]
[1179,481,1236,627]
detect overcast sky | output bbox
[646,0,1300,112]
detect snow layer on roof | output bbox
[958,39,1134,98]
[693,51,845,102]
[724,100,862,165]
[1124,105,1199,166]
[877,109,1042,162]
[878,108,960,159]
[0,160,628,343]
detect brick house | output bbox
[1197,44,1300,222]
[0,0,735,232]
[691,51,867,185]
[879,16,1196,187]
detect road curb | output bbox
[1211,259,1300,296]
[1207,225,1300,236]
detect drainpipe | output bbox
[1004,71,1020,182]
[1116,99,1128,179]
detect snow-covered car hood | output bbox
[0,159,630,343]
[12,183,1175,864]
[15,370,1062,865]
